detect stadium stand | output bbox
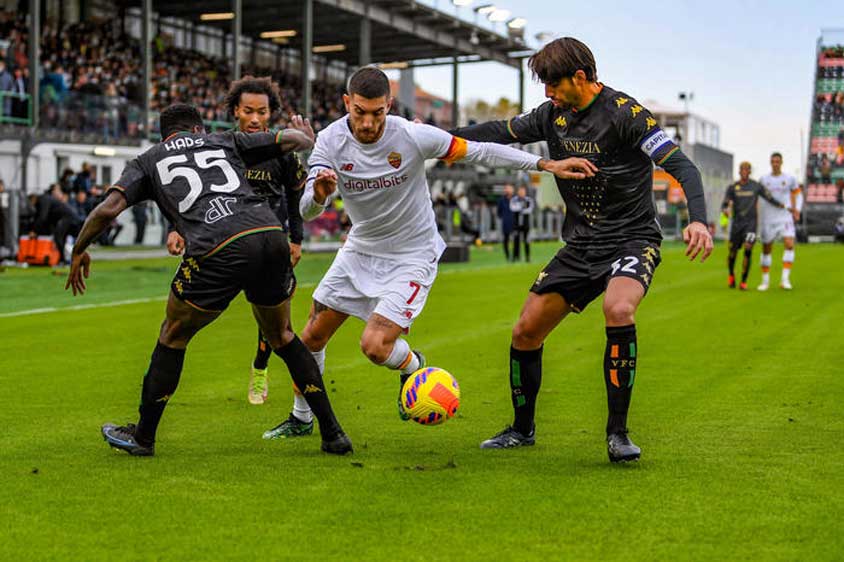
[805,36,844,235]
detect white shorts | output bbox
[760,218,795,244]
[312,248,438,329]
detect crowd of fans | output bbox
[0,12,406,139]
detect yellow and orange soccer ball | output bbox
[400,367,460,425]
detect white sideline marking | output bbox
[0,297,167,318]
[0,282,321,318]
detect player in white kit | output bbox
[263,67,597,436]
[758,152,801,291]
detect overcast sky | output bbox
[399,0,839,180]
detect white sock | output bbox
[781,249,794,283]
[292,349,323,423]
[381,338,420,375]
[760,253,772,284]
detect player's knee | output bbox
[603,300,636,325]
[360,332,390,364]
[511,319,543,350]
[301,324,327,352]
[159,318,191,347]
[264,328,294,350]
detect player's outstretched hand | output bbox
[541,157,598,180]
[65,251,91,296]
[288,114,315,145]
[289,242,302,267]
[166,231,185,256]
[683,221,713,262]
[313,169,338,204]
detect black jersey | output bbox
[243,150,306,244]
[110,130,289,257]
[453,85,702,250]
[721,179,782,231]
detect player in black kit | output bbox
[452,38,714,462]
[65,104,352,456]
[166,77,310,418]
[721,161,788,290]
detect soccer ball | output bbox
[400,367,460,426]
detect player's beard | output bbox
[352,120,385,144]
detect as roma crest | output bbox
[387,151,402,169]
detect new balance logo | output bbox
[303,385,323,394]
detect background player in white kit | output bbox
[263,67,596,436]
[758,152,802,290]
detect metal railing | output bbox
[0,91,32,126]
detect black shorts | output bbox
[171,229,296,312]
[729,225,757,246]
[530,240,661,313]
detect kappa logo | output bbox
[535,271,549,285]
[387,151,402,169]
[646,117,657,129]
[555,116,567,128]
[341,163,354,171]
[631,105,643,117]
[303,384,323,394]
[615,97,629,107]
[156,394,171,403]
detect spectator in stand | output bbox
[11,66,26,119]
[510,185,534,262]
[0,59,13,116]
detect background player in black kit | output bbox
[721,161,788,290]
[166,77,310,414]
[452,37,714,462]
[65,104,352,456]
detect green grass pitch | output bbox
[1,242,842,560]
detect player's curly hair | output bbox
[528,37,597,85]
[224,75,282,117]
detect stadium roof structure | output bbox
[148,0,528,70]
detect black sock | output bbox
[741,248,753,283]
[604,325,637,435]
[274,335,342,440]
[253,329,272,370]
[510,346,542,435]
[727,244,738,277]
[135,342,185,446]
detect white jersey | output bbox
[301,115,541,260]
[759,173,798,224]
